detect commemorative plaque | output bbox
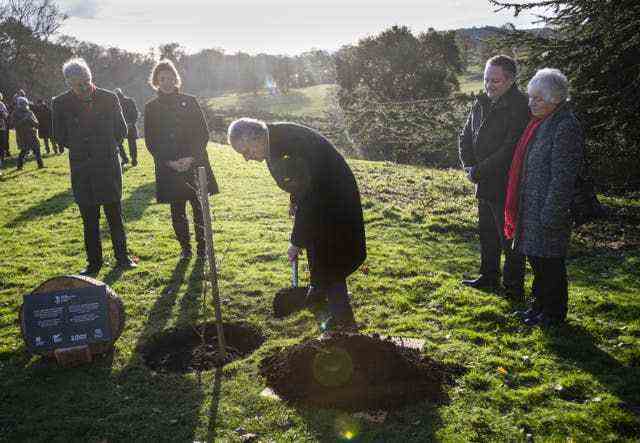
[22,285,112,353]
[20,275,125,366]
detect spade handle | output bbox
[291,257,298,288]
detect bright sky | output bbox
[57,0,545,55]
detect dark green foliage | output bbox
[490,0,640,190]
[335,25,471,166]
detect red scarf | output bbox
[503,116,544,240]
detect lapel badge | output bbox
[180,101,187,108]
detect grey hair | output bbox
[227,118,268,147]
[527,68,569,104]
[62,58,92,82]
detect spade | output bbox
[272,256,309,318]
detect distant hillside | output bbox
[207,84,337,118]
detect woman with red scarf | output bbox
[504,68,584,327]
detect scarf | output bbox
[74,83,97,112]
[503,116,545,240]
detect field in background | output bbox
[1,139,639,441]
[208,84,337,117]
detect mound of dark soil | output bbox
[141,321,264,373]
[260,333,463,411]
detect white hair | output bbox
[527,68,569,104]
[62,58,92,82]
[227,118,268,147]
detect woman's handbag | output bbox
[570,168,606,228]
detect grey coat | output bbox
[53,88,127,206]
[515,104,584,258]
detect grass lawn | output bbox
[208,84,336,117]
[459,66,484,95]
[1,137,639,442]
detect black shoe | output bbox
[462,276,499,291]
[513,308,538,321]
[323,314,358,333]
[121,157,129,166]
[131,159,138,167]
[80,263,102,276]
[504,285,525,300]
[116,257,137,269]
[180,248,193,260]
[524,313,563,327]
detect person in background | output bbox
[10,97,44,170]
[52,57,137,275]
[506,68,584,327]
[32,99,58,155]
[0,93,9,173]
[458,55,529,298]
[115,88,140,166]
[144,59,219,260]
[228,118,366,331]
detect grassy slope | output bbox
[208,84,336,117]
[1,139,639,442]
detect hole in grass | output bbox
[141,321,264,373]
[260,333,465,411]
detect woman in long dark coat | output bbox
[144,59,219,259]
[227,118,366,331]
[504,68,584,327]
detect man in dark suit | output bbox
[114,88,139,166]
[228,118,367,331]
[53,58,137,275]
[459,55,529,298]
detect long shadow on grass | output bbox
[6,189,75,227]
[115,258,205,441]
[176,258,205,327]
[545,324,640,413]
[122,182,156,222]
[206,366,223,442]
[0,261,206,441]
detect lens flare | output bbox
[335,414,361,441]
[312,346,354,388]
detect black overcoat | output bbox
[266,122,366,282]
[120,95,139,138]
[52,88,127,206]
[459,84,529,201]
[144,92,219,203]
[32,103,53,138]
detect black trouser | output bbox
[478,198,525,289]
[127,132,138,164]
[17,145,44,169]
[307,245,354,320]
[42,136,57,154]
[170,198,205,253]
[528,256,568,321]
[79,202,128,266]
[0,130,9,156]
